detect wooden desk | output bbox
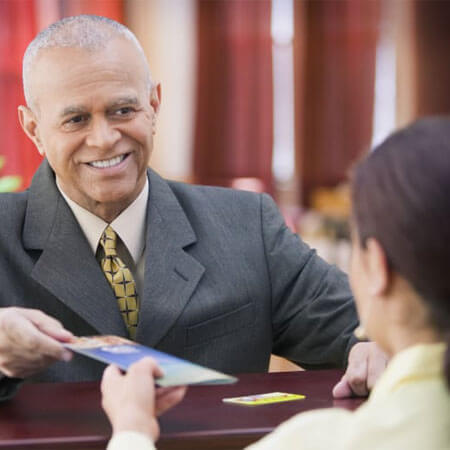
[0,370,364,450]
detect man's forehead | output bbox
[34,38,142,69]
[31,38,148,88]
[29,41,149,111]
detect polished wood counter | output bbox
[0,369,364,449]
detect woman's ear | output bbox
[18,105,45,155]
[365,237,390,296]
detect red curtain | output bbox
[295,0,380,205]
[0,0,123,191]
[0,0,40,190]
[59,0,123,20]
[194,0,273,193]
[414,0,450,117]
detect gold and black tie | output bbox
[99,225,139,340]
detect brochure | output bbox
[65,335,237,387]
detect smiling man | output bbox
[19,23,159,223]
[0,15,386,401]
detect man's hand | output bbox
[101,357,187,442]
[332,342,388,398]
[0,307,74,378]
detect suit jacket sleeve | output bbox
[0,374,23,401]
[260,193,358,368]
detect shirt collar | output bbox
[56,178,149,264]
[370,342,446,402]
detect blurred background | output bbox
[1,0,450,368]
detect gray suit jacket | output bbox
[0,160,357,385]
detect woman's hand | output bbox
[101,357,187,442]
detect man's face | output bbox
[20,38,159,219]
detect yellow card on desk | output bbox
[222,391,305,406]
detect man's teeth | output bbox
[89,155,125,168]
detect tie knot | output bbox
[100,225,118,257]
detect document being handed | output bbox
[65,335,237,387]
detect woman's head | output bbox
[350,117,450,381]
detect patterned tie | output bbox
[99,225,139,340]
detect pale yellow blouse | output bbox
[107,343,450,450]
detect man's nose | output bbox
[85,118,121,150]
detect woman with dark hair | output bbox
[101,117,450,450]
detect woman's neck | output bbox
[383,325,442,357]
[371,276,444,358]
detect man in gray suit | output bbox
[0,15,385,400]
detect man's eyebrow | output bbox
[58,97,140,118]
[59,106,87,118]
[108,97,140,108]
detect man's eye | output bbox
[115,107,134,116]
[67,115,86,124]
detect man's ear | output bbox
[18,105,45,155]
[150,82,161,114]
[365,237,390,296]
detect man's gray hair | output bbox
[23,14,152,109]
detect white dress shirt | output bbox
[56,178,148,295]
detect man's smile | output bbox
[87,153,129,169]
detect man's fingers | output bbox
[332,376,353,398]
[0,307,74,378]
[338,341,389,398]
[367,346,388,390]
[19,317,71,360]
[346,358,368,397]
[336,343,370,398]
[36,324,74,342]
[1,309,72,362]
[20,309,74,342]
[7,307,62,329]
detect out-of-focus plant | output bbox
[0,156,22,192]
[309,183,351,240]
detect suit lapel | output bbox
[22,162,205,343]
[23,161,126,336]
[137,170,205,346]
